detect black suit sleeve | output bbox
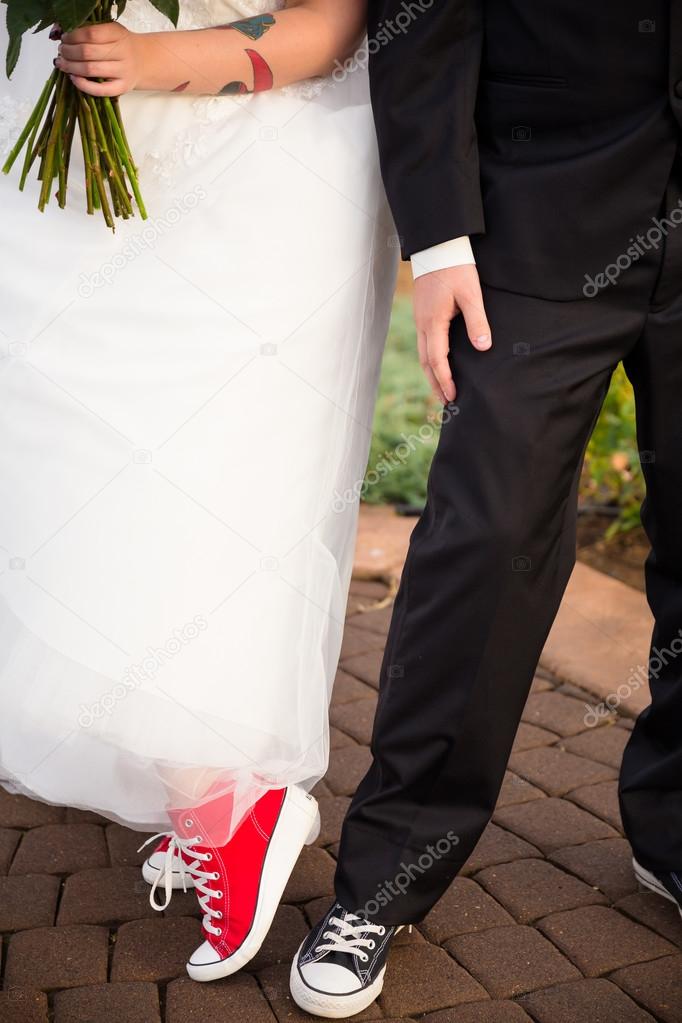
[367,0,485,259]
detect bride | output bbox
[0,0,396,980]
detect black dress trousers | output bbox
[334,154,682,925]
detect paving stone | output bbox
[0,990,49,1023]
[476,858,606,924]
[330,726,356,750]
[53,983,161,1023]
[111,917,202,982]
[340,627,385,662]
[538,905,676,975]
[315,795,351,847]
[0,790,66,828]
[0,828,20,875]
[461,824,541,876]
[493,798,618,853]
[339,649,383,689]
[65,808,110,826]
[446,924,580,998]
[531,675,554,692]
[348,579,390,605]
[615,892,682,948]
[283,845,336,903]
[106,824,154,867]
[159,887,202,919]
[5,925,109,990]
[496,773,545,809]
[562,724,630,769]
[420,877,514,943]
[424,1003,533,1023]
[549,838,638,902]
[247,904,310,971]
[330,699,377,746]
[350,604,393,636]
[259,961,383,1021]
[380,943,487,1017]
[10,824,108,876]
[610,954,682,1023]
[310,779,333,799]
[568,780,623,831]
[508,747,617,796]
[331,670,377,706]
[324,745,373,796]
[519,977,656,1023]
[57,866,158,925]
[0,874,60,931]
[512,723,559,752]
[167,974,276,1022]
[522,691,596,736]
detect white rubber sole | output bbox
[289,948,386,1019]
[141,856,196,889]
[633,857,682,918]
[187,786,319,982]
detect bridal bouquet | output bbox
[2,0,177,228]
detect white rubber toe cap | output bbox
[299,961,362,994]
[188,940,222,968]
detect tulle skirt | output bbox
[0,18,397,842]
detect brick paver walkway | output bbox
[1,579,681,1022]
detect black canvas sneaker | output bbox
[633,856,682,917]
[290,902,401,1018]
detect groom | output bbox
[291,0,682,1014]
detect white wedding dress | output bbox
[0,0,396,842]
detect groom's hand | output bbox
[413,265,492,403]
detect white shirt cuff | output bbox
[410,236,476,279]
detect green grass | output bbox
[365,295,644,532]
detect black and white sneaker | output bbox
[633,856,682,918]
[290,903,401,1018]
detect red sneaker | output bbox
[178,785,320,981]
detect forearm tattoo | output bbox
[218,14,276,94]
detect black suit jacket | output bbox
[368,0,682,299]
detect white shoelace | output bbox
[315,913,386,963]
[138,831,204,911]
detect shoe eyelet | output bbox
[361,953,368,962]
[216,911,223,919]
[378,926,386,935]
[368,940,376,949]
[184,818,194,828]
[216,927,223,936]
[204,853,212,862]
[212,872,220,880]
[215,890,223,899]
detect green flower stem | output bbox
[79,94,113,230]
[103,97,147,220]
[38,72,67,211]
[88,96,132,215]
[77,102,95,215]
[2,69,57,176]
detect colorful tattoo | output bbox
[220,49,274,95]
[218,14,276,39]
[172,81,190,92]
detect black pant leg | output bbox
[335,288,646,925]
[619,284,682,872]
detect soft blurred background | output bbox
[364,268,649,591]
